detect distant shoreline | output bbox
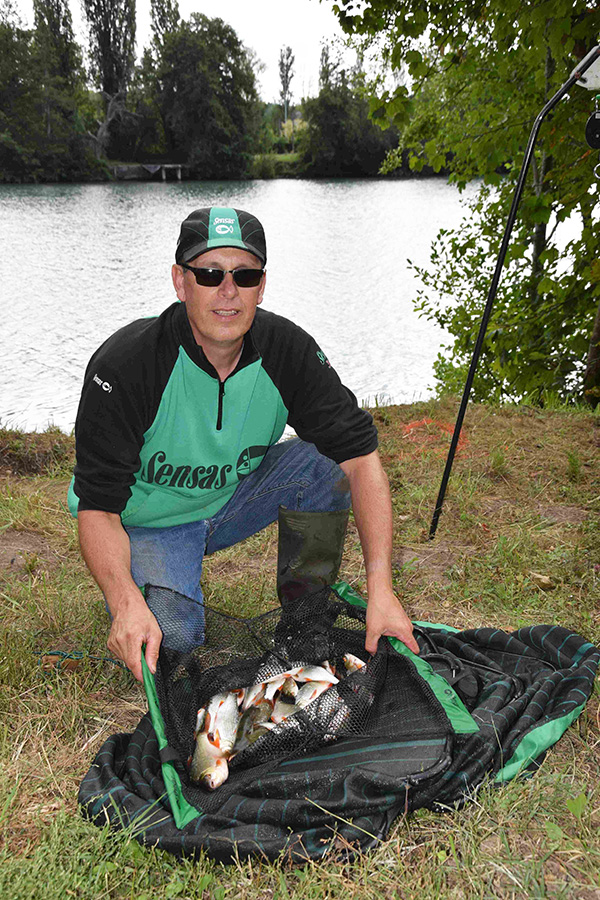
[0,155,449,187]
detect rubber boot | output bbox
[277,506,349,603]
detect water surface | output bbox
[0,178,475,431]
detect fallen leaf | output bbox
[529,572,556,591]
[41,654,81,672]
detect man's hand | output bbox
[365,587,420,655]
[78,509,163,682]
[107,591,163,682]
[340,451,419,657]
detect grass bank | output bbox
[250,153,302,179]
[1,399,599,898]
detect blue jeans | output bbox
[124,439,350,651]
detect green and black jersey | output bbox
[68,302,377,528]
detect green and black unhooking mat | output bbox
[78,583,599,863]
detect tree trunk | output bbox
[583,296,600,408]
[95,92,126,158]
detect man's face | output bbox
[172,247,266,357]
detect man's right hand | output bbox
[107,593,163,682]
[78,509,163,682]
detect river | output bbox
[0,177,476,432]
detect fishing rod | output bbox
[429,44,600,540]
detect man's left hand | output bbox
[365,588,420,655]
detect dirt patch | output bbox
[393,539,476,586]
[0,528,61,575]
[536,504,590,524]
[480,497,515,513]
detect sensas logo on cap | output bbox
[214,216,235,236]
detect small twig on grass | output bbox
[304,797,379,842]
[81,724,111,753]
[39,741,66,801]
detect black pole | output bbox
[428,45,600,541]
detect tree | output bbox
[33,0,81,88]
[82,0,137,158]
[0,1,102,182]
[150,0,179,47]
[318,44,339,91]
[150,13,259,177]
[301,52,398,176]
[278,45,294,123]
[32,0,84,144]
[82,0,136,98]
[333,0,600,405]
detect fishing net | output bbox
[149,584,451,816]
[79,581,599,863]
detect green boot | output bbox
[277,506,349,602]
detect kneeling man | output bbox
[69,207,418,680]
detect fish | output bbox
[343,653,366,674]
[253,657,338,687]
[322,660,337,679]
[293,665,339,685]
[260,717,303,737]
[264,675,286,702]
[253,655,295,685]
[233,699,273,753]
[280,676,298,698]
[190,727,229,789]
[241,682,266,711]
[192,654,364,785]
[272,693,297,724]
[194,707,206,738]
[206,691,240,758]
[233,687,246,707]
[293,680,332,711]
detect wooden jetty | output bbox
[111,163,187,182]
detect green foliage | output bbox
[0,11,105,182]
[150,0,179,47]
[145,13,259,176]
[250,153,277,179]
[82,0,136,98]
[413,179,600,404]
[278,44,294,121]
[301,53,398,176]
[332,0,600,403]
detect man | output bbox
[69,207,418,681]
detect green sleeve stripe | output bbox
[142,653,202,828]
[494,703,587,783]
[331,581,479,735]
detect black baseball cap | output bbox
[175,206,267,265]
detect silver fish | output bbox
[280,676,298,698]
[343,653,366,674]
[272,693,298,724]
[294,680,332,710]
[241,682,266,712]
[264,675,286,702]
[206,691,240,758]
[293,665,339,685]
[190,728,229,789]
[322,660,337,679]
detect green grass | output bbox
[0,400,599,898]
[250,153,302,179]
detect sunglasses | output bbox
[181,263,265,288]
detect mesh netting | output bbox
[148,584,451,815]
